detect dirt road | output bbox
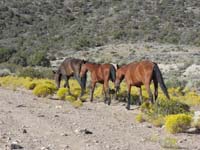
[0,88,199,150]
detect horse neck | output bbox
[84,63,97,72]
[120,65,129,75]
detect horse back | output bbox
[126,60,155,85]
[60,58,84,76]
[98,64,111,80]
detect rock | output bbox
[61,133,68,136]
[56,105,62,109]
[38,114,45,117]
[64,145,70,149]
[146,125,152,128]
[54,115,59,117]
[80,129,93,134]
[22,129,27,134]
[193,111,200,123]
[186,127,199,133]
[16,104,26,108]
[41,146,50,150]
[178,138,187,144]
[75,128,93,135]
[10,142,23,149]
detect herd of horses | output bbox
[53,57,170,110]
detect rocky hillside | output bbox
[1,0,200,54]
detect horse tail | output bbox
[153,63,170,99]
[110,64,116,82]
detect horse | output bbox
[115,60,170,110]
[80,62,116,105]
[53,57,87,97]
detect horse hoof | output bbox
[126,106,130,110]
[107,101,111,105]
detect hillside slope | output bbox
[1,0,200,54]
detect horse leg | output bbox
[74,73,84,97]
[90,82,96,102]
[126,84,131,110]
[138,87,142,105]
[103,84,107,104]
[64,76,71,95]
[153,79,158,102]
[105,81,111,105]
[144,83,153,103]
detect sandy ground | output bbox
[0,87,200,150]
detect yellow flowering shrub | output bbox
[71,100,83,108]
[56,88,68,100]
[65,95,76,102]
[33,85,53,97]
[135,113,145,123]
[24,81,37,90]
[165,114,192,134]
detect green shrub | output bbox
[0,48,16,63]
[28,51,50,67]
[57,88,68,100]
[0,69,11,77]
[152,99,190,116]
[165,114,192,133]
[18,67,54,79]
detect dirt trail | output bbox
[0,88,199,150]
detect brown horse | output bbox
[53,57,87,97]
[115,60,170,110]
[80,62,116,105]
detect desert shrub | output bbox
[0,69,11,77]
[152,99,190,116]
[71,100,83,108]
[33,84,54,97]
[24,81,37,90]
[165,77,185,88]
[65,95,76,102]
[80,94,89,102]
[160,137,179,149]
[135,113,145,123]
[28,51,50,67]
[0,48,16,63]
[33,81,56,97]
[0,63,22,74]
[18,67,54,79]
[57,88,68,100]
[165,114,192,134]
[151,116,165,127]
[140,102,153,113]
[9,54,27,67]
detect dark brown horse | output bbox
[53,58,87,97]
[115,60,170,110]
[80,62,116,105]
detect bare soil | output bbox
[0,88,200,150]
